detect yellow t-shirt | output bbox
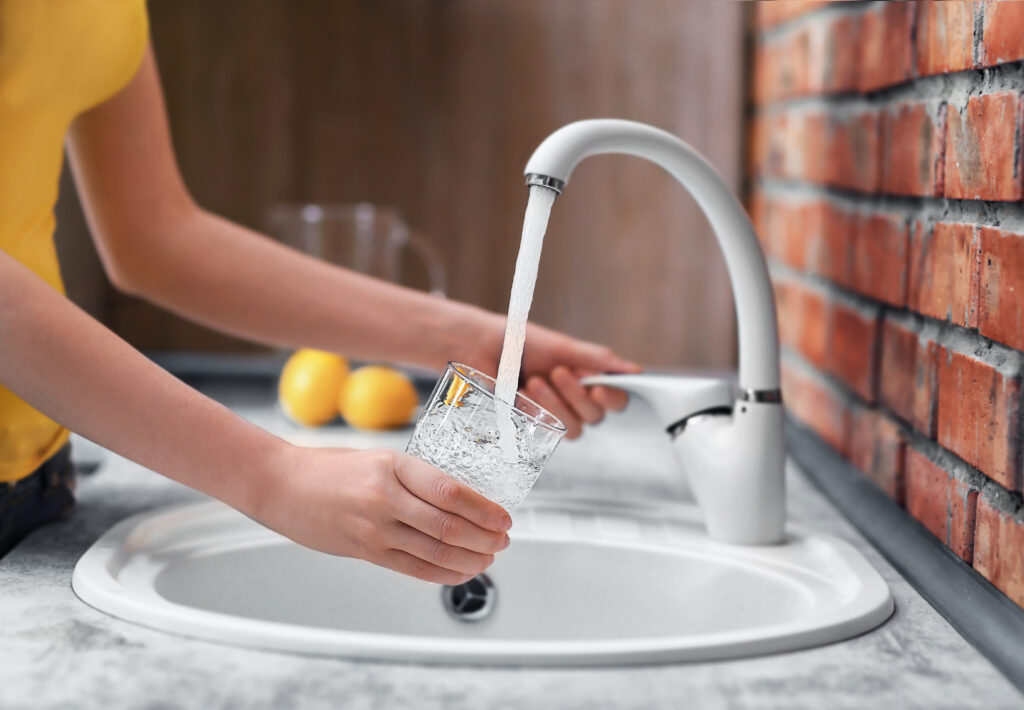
[0,0,148,482]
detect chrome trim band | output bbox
[740,389,783,404]
[525,173,566,195]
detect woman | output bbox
[0,1,638,583]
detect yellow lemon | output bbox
[339,366,419,430]
[278,349,350,427]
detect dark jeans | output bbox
[0,445,75,559]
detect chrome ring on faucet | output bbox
[739,389,783,404]
[525,173,566,195]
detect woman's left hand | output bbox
[467,315,642,439]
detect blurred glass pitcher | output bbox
[266,203,447,297]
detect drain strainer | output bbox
[442,574,496,622]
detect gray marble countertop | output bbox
[1,382,1020,710]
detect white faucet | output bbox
[525,119,785,545]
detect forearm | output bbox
[66,46,494,371]
[119,209,496,370]
[0,252,284,514]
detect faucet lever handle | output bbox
[580,374,734,433]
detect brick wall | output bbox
[748,1,1024,608]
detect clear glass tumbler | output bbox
[405,362,566,513]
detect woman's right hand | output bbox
[252,445,512,585]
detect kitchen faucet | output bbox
[525,119,785,545]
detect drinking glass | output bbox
[405,362,566,513]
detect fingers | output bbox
[388,522,496,576]
[561,340,642,376]
[526,375,582,439]
[525,371,629,440]
[376,548,476,585]
[587,384,629,412]
[393,494,509,554]
[394,453,512,534]
[551,366,605,425]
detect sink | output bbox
[72,492,893,665]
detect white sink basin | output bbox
[73,493,892,665]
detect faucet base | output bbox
[673,400,787,545]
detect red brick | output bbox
[826,111,881,193]
[756,1,829,29]
[802,13,861,95]
[749,191,770,252]
[781,361,851,456]
[799,112,830,182]
[828,302,879,401]
[806,202,855,285]
[859,2,917,92]
[949,477,979,563]
[880,102,946,197]
[937,348,1022,489]
[945,93,1024,201]
[747,116,767,176]
[980,0,1024,67]
[849,407,905,500]
[776,114,801,168]
[822,13,861,94]
[974,496,1024,607]
[751,194,813,270]
[979,227,1024,351]
[748,113,788,177]
[754,19,845,102]
[789,26,815,98]
[917,1,978,76]
[850,213,910,306]
[768,111,829,182]
[778,204,812,270]
[750,191,779,260]
[772,200,809,270]
[775,279,829,370]
[753,40,796,103]
[903,449,979,561]
[796,286,828,370]
[752,43,778,104]
[907,222,981,327]
[904,448,951,541]
[774,281,798,350]
[879,317,939,435]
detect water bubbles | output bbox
[406,402,545,513]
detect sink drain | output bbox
[442,574,496,622]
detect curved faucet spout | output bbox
[526,119,785,544]
[524,119,779,393]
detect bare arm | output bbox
[0,250,510,583]
[68,45,479,370]
[0,250,277,513]
[68,43,639,436]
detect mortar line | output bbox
[751,62,1024,117]
[772,259,1024,375]
[752,177,1024,232]
[754,0,871,43]
[782,347,1024,516]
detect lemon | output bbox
[339,366,419,430]
[278,349,350,427]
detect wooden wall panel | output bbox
[57,0,746,368]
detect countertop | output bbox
[1,382,1020,710]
